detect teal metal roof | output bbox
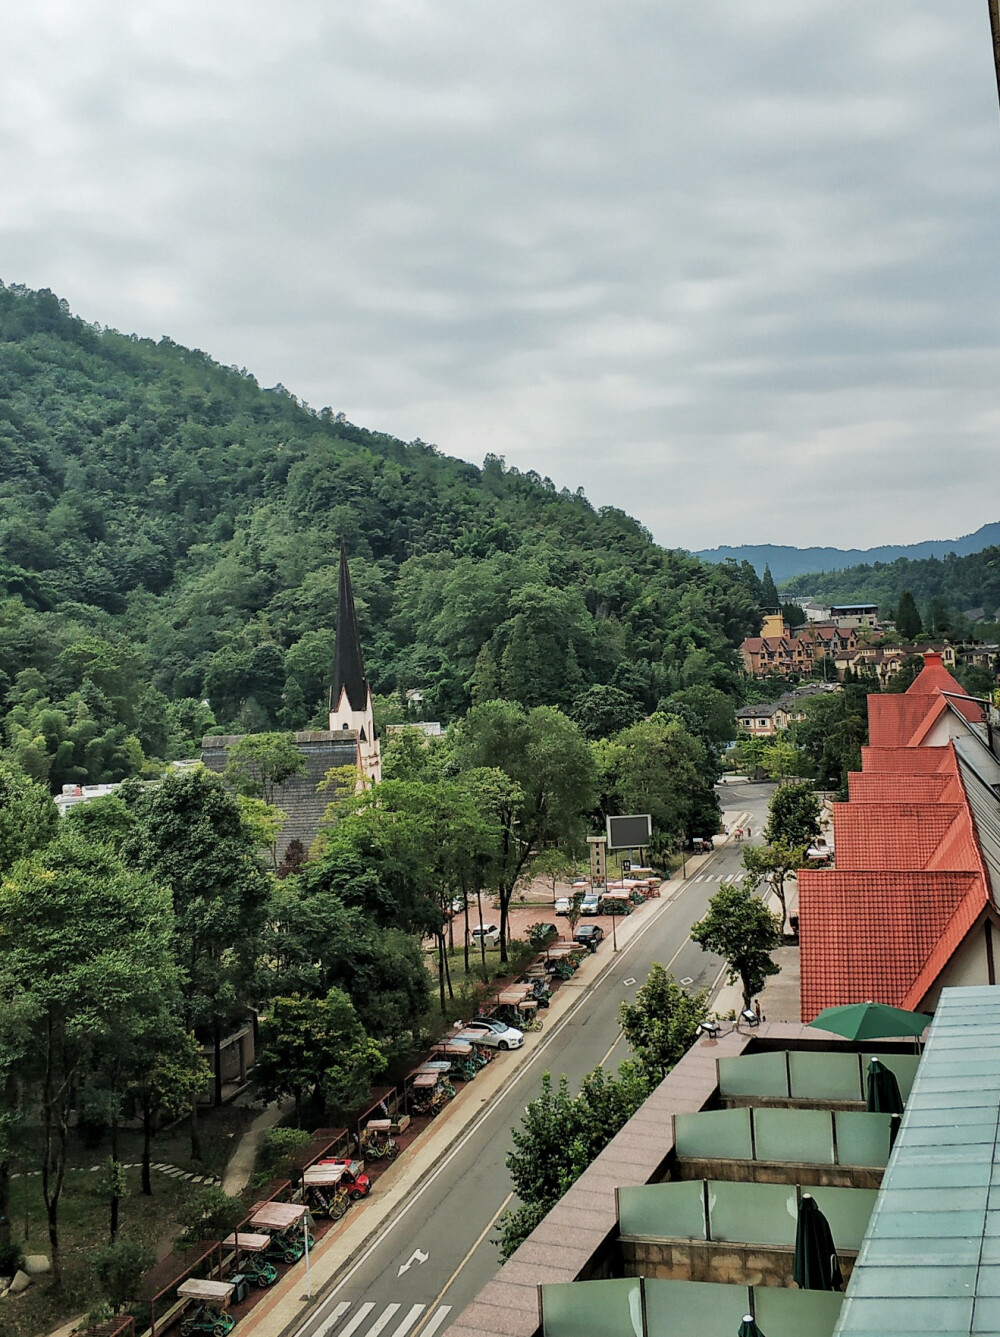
[836,985,1000,1337]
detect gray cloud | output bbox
[2,0,999,550]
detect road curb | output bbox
[248,829,750,1337]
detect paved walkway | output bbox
[222,1098,294,1196]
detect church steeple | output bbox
[329,540,381,785]
[331,538,369,715]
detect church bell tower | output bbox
[329,539,381,785]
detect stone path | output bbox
[12,1161,220,1185]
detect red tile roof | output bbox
[860,745,954,773]
[847,772,962,805]
[799,870,986,1018]
[830,803,969,870]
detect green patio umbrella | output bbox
[793,1194,844,1291]
[738,1316,766,1337]
[866,1057,904,1115]
[808,1001,931,1041]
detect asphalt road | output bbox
[293,780,774,1337]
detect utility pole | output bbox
[991,0,1000,114]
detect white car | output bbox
[554,897,570,916]
[471,923,501,947]
[581,894,601,915]
[458,1018,524,1051]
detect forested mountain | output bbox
[696,524,1000,583]
[782,546,1000,636]
[0,282,764,788]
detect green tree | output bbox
[764,781,821,847]
[691,883,782,1010]
[91,1237,155,1314]
[0,762,58,877]
[224,731,306,805]
[254,990,386,1121]
[619,965,708,1085]
[121,771,273,1120]
[760,565,780,610]
[498,1064,649,1260]
[0,832,180,1281]
[742,839,806,934]
[569,685,643,741]
[453,701,596,960]
[895,590,923,640]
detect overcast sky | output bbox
[3,1,1000,552]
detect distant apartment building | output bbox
[739,614,858,678]
[829,603,879,629]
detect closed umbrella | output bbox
[793,1193,843,1291]
[738,1316,766,1337]
[808,1001,930,1042]
[866,1057,903,1115]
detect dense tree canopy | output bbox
[0,283,767,787]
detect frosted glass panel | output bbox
[718,1051,789,1098]
[863,1052,920,1101]
[645,1280,750,1337]
[541,1279,642,1337]
[708,1180,797,1246]
[754,1108,835,1164]
[835,1111,892,1167]
[753,1287,844,1337]
[789,1051,863,1101]
[618,1182,707,1240]
[675,1108,752,1161]
[809,1186,878,1251]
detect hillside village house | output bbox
[734,684,837,737]
[740,614,858,678]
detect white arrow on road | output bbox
[397,1248,429,1277]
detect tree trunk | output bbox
[436,934,446,1014]
[213,1018,223,1107]
[772,873,788,934]
[0,1159,10,1250]
[141,1096,153,1196]
[109,1100,120,1241]
[476,889,488,978]
[190,1101,202,1161]
[443,944,454,1001]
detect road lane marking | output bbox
[419,1308,452,1337]
[337,1304,375,1337]
[599,1029,624,1066]
[411,1193,514,1337]
[694,875,704,882]
[296,859,722,1331]
[389,1304,426,1336]
[314,1303,350,1337]
[366,1304,401,1337]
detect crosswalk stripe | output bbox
[314,1302,350,1337]
[420,1308,452,1337]
[365,1304,401,1337]
[389,1304,425,1336]
[695,875,704,882]
[337,1303,376,1337]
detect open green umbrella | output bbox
[808,1001,931,1041]
[793,1194,844,1291]
[738,1317,766,1337]
[866,1057,903,1114]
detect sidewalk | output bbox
[238,822,750,1337]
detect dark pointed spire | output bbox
[331,539,370,714]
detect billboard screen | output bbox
[606,814,652,850]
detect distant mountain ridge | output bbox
[694,523,1000,584]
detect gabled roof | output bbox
[799,870,987,1017]
[830,803,969,871]
[330,539,371,714]
[860,745,954,773]
[846,772,963,805]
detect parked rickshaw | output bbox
[495,986,543,1032]
[406,1068,452,1117]
[302,1163,351,1220]
[360,1118,399,1160]
[248,1201,314,1264]
[177,1279,237,1337]
[431,1039,478,1081]
[222,1232,278,1289]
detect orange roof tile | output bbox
[860,745,954,773]
[907,652,967,696]
[830,803,970,870]
[846,773,962,805]
[799,870,987,1018]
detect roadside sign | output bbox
[621,859,631,873]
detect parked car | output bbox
[460,1017,524,1050]
[554,897,571,916]
[580,894,601,916]
[573,924,605,949]
[313,1158,371,1199]
[471,923,501,947]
